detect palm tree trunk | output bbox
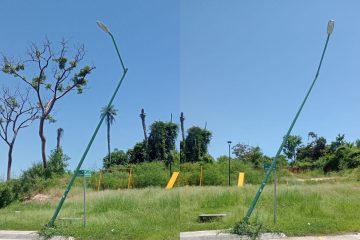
[56,128,63,152]
[107,115,111,163]
[180,112,186,162]
[140,109,147,141]
[140,108,149,161]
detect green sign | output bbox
[77,170,92,177]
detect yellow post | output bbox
[97,169,103,191]
[199,166,203,186]
[128,167,133,189]
[166,172,179,189]
[238,172,245,187]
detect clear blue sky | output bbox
[1,1,360,179]
[0,0,179,179]
[180,1,360,158]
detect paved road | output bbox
[180,230,360,240]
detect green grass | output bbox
[0,187,179,240]
[180,182,360,236]
[1,177,360,239]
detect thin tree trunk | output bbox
[140,109,147,141]
[107,116,111,163]
[180,112,185,142]
[180,112,186,162]
[39,117,48,168]
[140,108,148,161]
[7,144,14,181]
[56,131,61,152]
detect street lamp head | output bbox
[327,20,335,35]
[96,21,110,34]
[227,141,232,145]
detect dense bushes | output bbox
[91,161,172,189]
[288,133,360,172]
[0,149,69,208]
[0,180,17,208]
[90,159,291,190]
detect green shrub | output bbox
[90,162,169,190]
[0,181,17,208]
[0,149,69,207]
[232,217,263,240]
[103,149,128,169]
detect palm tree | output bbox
[101,105,118,164]
[56,128,64,152]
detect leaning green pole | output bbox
[48,21,127,227]
[241,20,335,225]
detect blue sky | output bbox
[1,1,360,179]
[181,1,360,159]
[0,0,179,179]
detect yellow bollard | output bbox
[238,172,245,187]
[166,172,180,189]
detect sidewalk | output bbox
[180,230,360,240]
[0,231,73,240]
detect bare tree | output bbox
[0,87,38,180]
[1,39,95,168]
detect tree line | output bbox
[102,110,213,175]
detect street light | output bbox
[96,21,110,34]
[327,20,335,35]
[227,141,232,186]
[96,21,126,72]
[241,20,335,225]
[48,21,129,226]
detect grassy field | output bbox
[180,182,360,235]
[0,187,179,239]
[0,179,360,239]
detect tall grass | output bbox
[180,182,360,235]
[0,187,179,240]
[89,160,293,190]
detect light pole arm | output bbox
[109,32,126,73]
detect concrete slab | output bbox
[180,230,285,240]
[0,231,38,240]
[180,230,360,240]
[0,231,75,240]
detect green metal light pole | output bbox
[241,20,335,225]
[227,141,232,186]
[48,21,128,227]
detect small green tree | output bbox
[184,126,212,162]
[128,141,147,164]
[103,149,128,169]
[148,121,179,162]
[282,135,302,162]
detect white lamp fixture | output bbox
[96,21,110,34]
[327,20,335,35]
